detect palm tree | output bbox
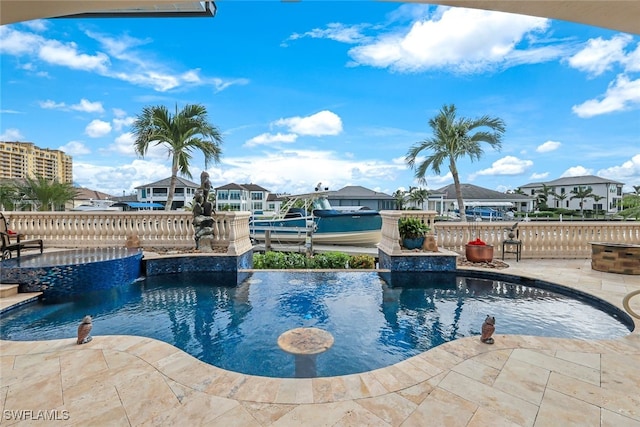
[132,104,223,210]
[0,182,17,210]
[408,187,429,210]
[392,189,408,210]
[534,184,553,210]
[19,176,79,211]
[553,191,568,209]
[405,104,505,222]
[592,194,605,219]
[570,186,595,217]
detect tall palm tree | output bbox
[132,103,223,210]
[592,194,604,218]
[570,186,595,217]
[405,104,505,222]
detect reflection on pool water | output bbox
[0,271,633,378]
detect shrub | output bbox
[398,217,430,239]
[312,251,350,269]
[348,254,375,269]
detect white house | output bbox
[215,183,272,212]
[518,175,624,213]
[135,177,200,210]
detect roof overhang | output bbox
[0,1,216,24]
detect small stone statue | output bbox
[77,315,93,344]
[481,315,495,344]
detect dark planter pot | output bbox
[465,244,494,262]
[403,237,425,250]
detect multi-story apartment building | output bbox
[0,141,73,183]
[519,175,624,213]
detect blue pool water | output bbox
[0,271,632,378]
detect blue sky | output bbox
[1,2,639,197]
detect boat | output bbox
[250,190,382,246]
[71,199,121,211]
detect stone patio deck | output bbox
[1,259,639,426]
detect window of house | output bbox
[560,188,565,194]
[153,188,167,195]
[175,188,184,194]
[229,191,241,200]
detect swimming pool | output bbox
[0,271,633,378]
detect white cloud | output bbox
[597,154,640,190]
[73,159,171,195]
[39,99,66,109]
[0,128,25,141]
[244,133,298,147]
[530,172,549,180]
[471,156,533,178]
[0,26,248,93]
[71,99,104,113]
[107,132,167,159]
[286,23,371,45]
[85,119,112,138]
[572,74,640,117]
[561,166,594,177]
[59,141,90,156]
[347,7,551,73]
[536,140,561,153]
[21,20,48,32]
[567,34,632,77]
[274,110,343,136]
[113,116,135,132]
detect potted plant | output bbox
[465,237,494,262]
[398,217,431,250]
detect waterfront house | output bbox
[135,177,200,210]
[519,175,624,214]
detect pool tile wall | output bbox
[378,249,457,272]
[143,250,253,286]
[1,249,143,301]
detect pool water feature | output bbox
[0,271,633,378]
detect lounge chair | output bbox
[0,213,43,260]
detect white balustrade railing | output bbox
[2,211,253,255]
[3,211,639,259]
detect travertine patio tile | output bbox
[547,372,640,421]
[147,386,239,426]
[271,401,365,427]
[535,388,600,427]
[371,365,416,392]
[339,374,376,400]
[392,359,433,383]
[4,373,64,412]
[329,376,349,401]
[438,370,539,427]
[203,370,247,398]
[493,357,549,405]
[63,382,128,427]
[510,349,600,385]
[396,380,434,405]
[275,378,314,404]
[357,371,391,397]
[0,386,7,415]
[355,392,417,426]
[401,387,476,427]
[116,371,179,425]
[241,401,296,425]
[452,358,500,385]
[231,375,281,402]
[601,408,640,427]
[126,339,184,364]
[554,350,600,369]
[60,349,109,389]
[333,407,390,427]
[466,406,522,427]
[312,377,333,403]
[417,346,463,371]
[471,349,512,370]
[404,355,443,377]
[207,404,261,427]
[601,353,640,393]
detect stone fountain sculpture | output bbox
[192,171,216,252]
